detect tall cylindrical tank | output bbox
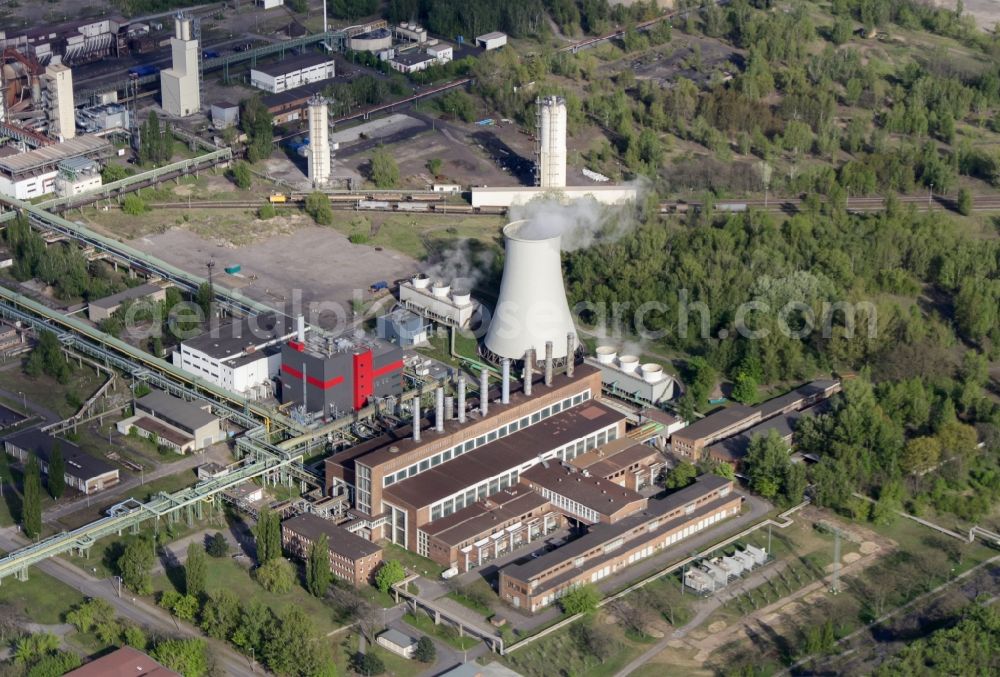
[307,95,330,187]
[536,96,567,189]
[484,221,577,362]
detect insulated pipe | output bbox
[501,358,510,404]
[413,400,421,442]
[567,332,575,378]
[544,341,554,387]
[457,373,467,423]
[435,387,444,432]
[296,315,305,343]
[480,368,489,416]
[445,395,454,421]
[524,349,533,397]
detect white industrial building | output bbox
[250,53,335,94]
[536,96,567,189]
[117,390,222,454]
[210,101,239,128]
[172,313,296,399]
[394,22,427,44]
[76,103,130,133]
[376,308,428,348]
[160,15,200,117]
[257,0,284,8]
[584,346,677,406]
[307,95,330,187]
[398,274,476,329]
[470,185,638,209]
[41,63,75,141]
[426,42,453,65]
[54,157,102,197]
[388,51,437,74]
[0,135,111,199]
[483,220,578,363]
[476,31,508,50]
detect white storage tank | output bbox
[595,345,617,365]
[431,281,451,298]
[618,355,639,373]
[641,363,663,383]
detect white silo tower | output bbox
[307,94,330,187]
[484,220,577,365]
[160,14,200,117]
[536,96,567,189]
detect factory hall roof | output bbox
[521,463,645,517]
[506,474,732,583]
[674,404,759,441]
[88,282,163,310]
[383,400,623,510]
[135,390,217,431]
[251,52,334,77]
[64,646,180,677]
[391,51,436,66]
[182,312,293,360]
[4,428,116,479]
[422,486,549,546]
[282,512,383,560]
[0,135,112,177]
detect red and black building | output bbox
[279,339,404,417]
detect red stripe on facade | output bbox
[371,359,404,378]
[281,363,344,390]
[353,350,373,412]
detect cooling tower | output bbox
[536,96,567,189]
[484,220,577,363]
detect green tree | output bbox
[255,557,294,593]
[118,537,155,595]
[559,584,600,615]
[957,187,972,215]
[122,195,148,215]
[231,600,271,655]
[66,598,115,633]
[306,533,332,597]
[207,532,229,557]
[25,330,71,383]
[731,371,759,404]
[830,17,852,44]
[22,455,42,538]
[253,507,281,565]
[150,638,209,677]
[415,635,436,662]
[200,590,240,640]
[370,147,399,188]
[745,430,790,500]
[663,461,698,489]
[375,560,406,594]
[427,158,443,176]
[101,163,132,183]
[304,191,334,225]
[352,652,385,676]
[47,441,64,499]
[195,282,213,319]
[264,606,337,676]
[900,436,941,474]
[122,624,148,650]
[240,97,275,163]
[258,202,276,220]
[185,541,207,598]
[231,161,252,190]
[782,462,807,505]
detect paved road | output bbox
[0,528,263,676]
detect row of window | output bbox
[535,487,600,524]
[383,390,592,488]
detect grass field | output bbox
[330,213,504,261]
[383,542,447,578]
[403,611,479,651]
[0,364,106,420]
[0,568,85,624]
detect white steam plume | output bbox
[422,239,495,292]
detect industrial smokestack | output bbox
[412,401,421,442]
[480,369,489,416]
[435,387,444,432]
[544,341,553,387]
[566,332,575,378]
[296,315,305,343]
[524,349,533,397]
[501,358,510,404]
[445,395,454,421]
[536,95,567,189]
[484,221,577,364]
[457,373,467,423]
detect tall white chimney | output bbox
[536,96,567,189]
[480,369,489,416]
[501,358,510,404]
[566,332,575,378]
[523,349,533,397]
[435,387,444,432]
[412,401,421,442]
[457,373,466,423]
[544,341,553,387]
[484,221,577,363]
[296,315,305,343]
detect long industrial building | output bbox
[0,135,111,199]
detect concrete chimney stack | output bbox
[457,373,467,423]
[412,401,421,442]
[445,395,454,420]
[544,341,554,387]
[480,369,489,416]
[296,315,306,343]
[435,387,444,432]
[501,358,511,404]
[566,332,575,378]
[524,349,533,397]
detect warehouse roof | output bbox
[4,428,116,479]
[378,628,417,649]
[89,282,164,310]
[521,463,645,518]
[391,51,436,67]
[422,486,549,547]
[383,400,623,509]
[252,52,333,77]
[477,31,507,41]
[507,474,732,582]
[182,312,293,360]
[580,443,661,480]
[282,512,382,560]
[65,646,180,677]
[673,404,759,442]
[135,390,217,431]
[0,135,112,177]
[756,379,840,419]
